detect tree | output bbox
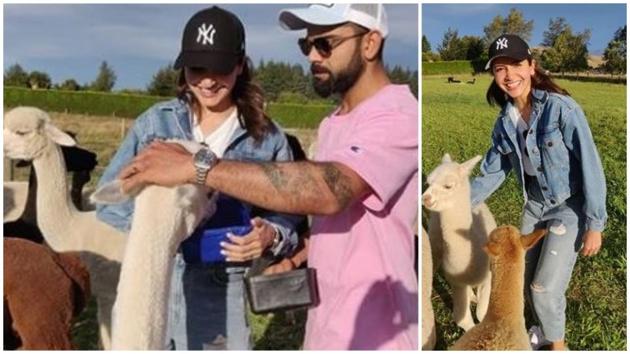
[58,79,81,91]
[422,35,432,53]
[90,61,116,92]
[437,28,466,61]
[147,63,179,97]
[541,17,570,47]
[27,71,52,89]
[483,8,534,45]
[603,26,627,75]
[4,64,29,87]
[461,36,485,61]
[541,29,590,74]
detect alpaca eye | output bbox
[444,184,453,190]
[15,131,28,136]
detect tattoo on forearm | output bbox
[260,163,287,190]
[322,164,354,209]
[258,161,352,211]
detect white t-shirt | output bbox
[191,108,240,158]
[509,104,536,176]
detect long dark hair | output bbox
[177,56,271,142]
[486,59,570,107]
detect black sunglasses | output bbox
[298,31,368,57]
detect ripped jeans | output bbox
[520,179,586,342]
[164,253,251,350]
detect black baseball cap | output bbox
[485,34,532,70]
[174,6,246,74]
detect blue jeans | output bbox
[521,179,585,342]
[165,253,251,350]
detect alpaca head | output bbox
[483,225,547,261]
[4,107,76,161]
[422,154,481,211]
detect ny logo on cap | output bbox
[496,37,508,50]
[197,23,216,46]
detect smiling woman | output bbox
[471,34,608,351]
[93,5,304,350]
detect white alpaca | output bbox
[422,154,496,331]
[91,139,212,350]
[421,228,436,350]
[450,226,546,350]
[3,107,126,349]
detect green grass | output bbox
[422,74,627,350]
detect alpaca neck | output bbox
[33,144,81,250]
[439,188,473,231]
[113,187,203,350]
[486,256,525,321]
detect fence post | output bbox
[120,118,126,140]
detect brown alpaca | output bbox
[4,237,91,350]
[450,226,546,350]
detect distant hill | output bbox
[588,54,604,69]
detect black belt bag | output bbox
[244,253,320,314]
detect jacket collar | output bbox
[169,99,249,146]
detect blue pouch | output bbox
[181,195,252,264]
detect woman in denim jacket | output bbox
[470,35,607,351]
[96,6,303,350]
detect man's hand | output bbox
[581,229,602,257]
[220,217,276,262]
[119,141,196,193]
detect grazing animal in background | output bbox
[3,106,126,349]
[450,226,547,350]
[467,78,476,84]
[447,76,461,83]
[91,139,212,350]
[423,154,496,331]
[4,237,91,350]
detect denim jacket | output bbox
[471,88,607,232]
[96,98,304,256]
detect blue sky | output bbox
[4,4,418,90]
[423,4,626,55]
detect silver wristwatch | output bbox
[193,146,218,185]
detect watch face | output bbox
[194,148,215,169]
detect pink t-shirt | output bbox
[304,85,419,350]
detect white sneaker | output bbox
[528,325,552,350]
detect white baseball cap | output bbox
[278,4,389,38]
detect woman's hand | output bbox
[581,230,602,257]
[220,217,276,262]
[263,258,298,275]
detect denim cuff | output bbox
[586,218,606,233]
[266,221,288,256]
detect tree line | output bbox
[422,8,626,76]
[4,59,418,101]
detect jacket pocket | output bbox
[495,135,514,155]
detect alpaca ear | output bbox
[45,123,76,147]
[460,155,482,175]
[521,228,547,250]
[442,153,452,163]
[483,242,500,257]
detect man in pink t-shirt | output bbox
[118,3,418,350]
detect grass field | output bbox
[4,112,316,350]
[422,74,627,350]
